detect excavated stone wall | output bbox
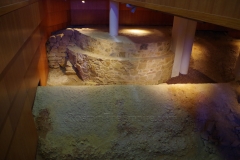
[67,46,173,84]
[46,28,174,84]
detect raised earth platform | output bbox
[46,27,173,85]
[46,28,240,86]
[33,83,240,160]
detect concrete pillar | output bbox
[171,17,188,77]
[171,16,197,77]
[109,1,119,36]
[235,52,240,80]
[180,19,197,74]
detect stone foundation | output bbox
[46,28,174,84]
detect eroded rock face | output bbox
[67,46,174,84]
[46,28,174,84]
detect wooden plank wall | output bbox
[42,0,71,37]
[0,0,49,159]
[113,0,240,30]
[0,0,28,7]
[70,0,230,31]
[0,0,71,158]
[71,0,173,26]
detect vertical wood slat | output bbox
[0,0,46,159]
[71,0,174,26]
[113,0,240,30]
[211,1,226,17]
[222,0,238,18]
[0,25,42,160]
[8,81,28,133]
[0,2,41,74]
[42,0,71,37]
[3,53,26,103]
[119,0,239,18]
[22,28,42,70]
[128,0,240,19]
[0,117,13,160]
[188,0,199,12]
[234,1,240,19]
[38,34,49,86]
[6,96,38,160]
[0,79,11,129]
[0,0,25,8]
[196,0,207,13]
[25,47,41,107]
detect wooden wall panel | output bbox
[0,2,41,74]
[42,0,71,37]
[71,0,173,26]
[25,47,41,107]
[71,10,109,25]
[22,28,42,70]
[6,96,38,160]
[0,0,47,159]
[0,117,13,160]
[8,81,27,132]
[44,11,70,26]
[113,0,240,30]
[0,79,11,128]
[119,9,173,25]
[3,53,26,103]
[0,0,25,8]
[38,34,49,86]
[70,0,229,30]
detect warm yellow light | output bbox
[120,29,152,36]
[130,29,150,34]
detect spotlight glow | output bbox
[82,0,85,3]
[121,29,152,35]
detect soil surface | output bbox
[33,84,240,160]
[167,68,216,84]
[189,31,240,83]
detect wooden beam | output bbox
[0,0,38,16]
[113,0,240,30]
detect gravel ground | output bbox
[33,84,240,160]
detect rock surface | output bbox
[33,83,240,160]
[46,29,240,86]
[46,27,174,85]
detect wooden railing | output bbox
[113,0,240,30]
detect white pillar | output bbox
[235,52,240,80]
[171,16,197,77]
[171,17,188,77]
[180,19,197,74]
[109,1,119,36]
